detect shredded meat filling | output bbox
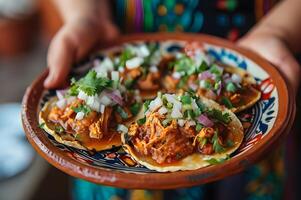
[48,99,112,139]
[129,113,195,164]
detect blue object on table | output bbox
[0,103,34,180]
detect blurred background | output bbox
[0,0,70,199]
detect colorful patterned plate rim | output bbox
[22,33,295,189]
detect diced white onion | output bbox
[165,94,182,108]
[93,57,114,77]
[137,45,150,57]
[56,99,66,110]
[96,71,108,78]
[66,96,76,104]
[118,67,125,73]
[158,106,168,115]
[199,80,207,89]
[99,95,112,106]
[231,73,242,84]
[78,90,89,101]
[187,120,196,127]
[117,124,128,133]
[178,119,186,127]
[171,106,183,119]
[111,71,119,81]
[149,65,158,73]
[99,104,105,114]
[75,112,85,120]
[191,99,198,110]
[172,72,182,79]
[126,57,144,69]
[86,96,100,111]
[148,96,163,111]
[56,90,65,100]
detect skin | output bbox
[44,0,301,96]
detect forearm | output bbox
[247,0,301,53]
[51,0,114,25]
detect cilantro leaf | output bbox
[39,122,45,129]
[137,116,146,125]
[197,61,209,73]
[174,56,195,75]
[212,131,225,153]
[54,125,64,133]
[207,109,231,124]
[116,106,128,119]
[69,70,112,96]
[205,156,229,165]
[130,103,142,116]
[72,104,91,115]
[221,97,233,109]
[119,48,135,67]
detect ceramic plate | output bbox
[22,33,295,189]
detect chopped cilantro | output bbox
[205,156,229,165]
[195,123,203,132]
[210,65,223,76]
[137,116,146,125]
[221,97,233,109]
[196,100,206,112]
[142,43,159,66]
[226,82,237,93]
[207,109,231,124]
[181,95,192,104]
[116,106,128,119]
[143,100,151,112]
[174,56,195,75]
[54,126,64,133]
[226,139,234,147]
[212,131,225,153]
[197,61,209,73]
[130,103,142,116]
[193,108,202,117]
[68,78,79,96]
[69,70,112,96]
[72,104,91,115]
[39,122,45,129]
[124,79,135,89]
[119,48,134,67]
[177,76,188,89]
[166,102,173,109]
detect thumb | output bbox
[44,21,104,89]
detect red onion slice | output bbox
[105,90,124,106]
[199,70,214,80]
[197,114,214,127]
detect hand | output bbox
[238,31,300,96]
[44,18,119,89]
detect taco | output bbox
[107,43,164,100]
[162,43,261,113]
[39,70,142,151]
[122,92,243,172]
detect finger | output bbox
[44,23,99,88]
